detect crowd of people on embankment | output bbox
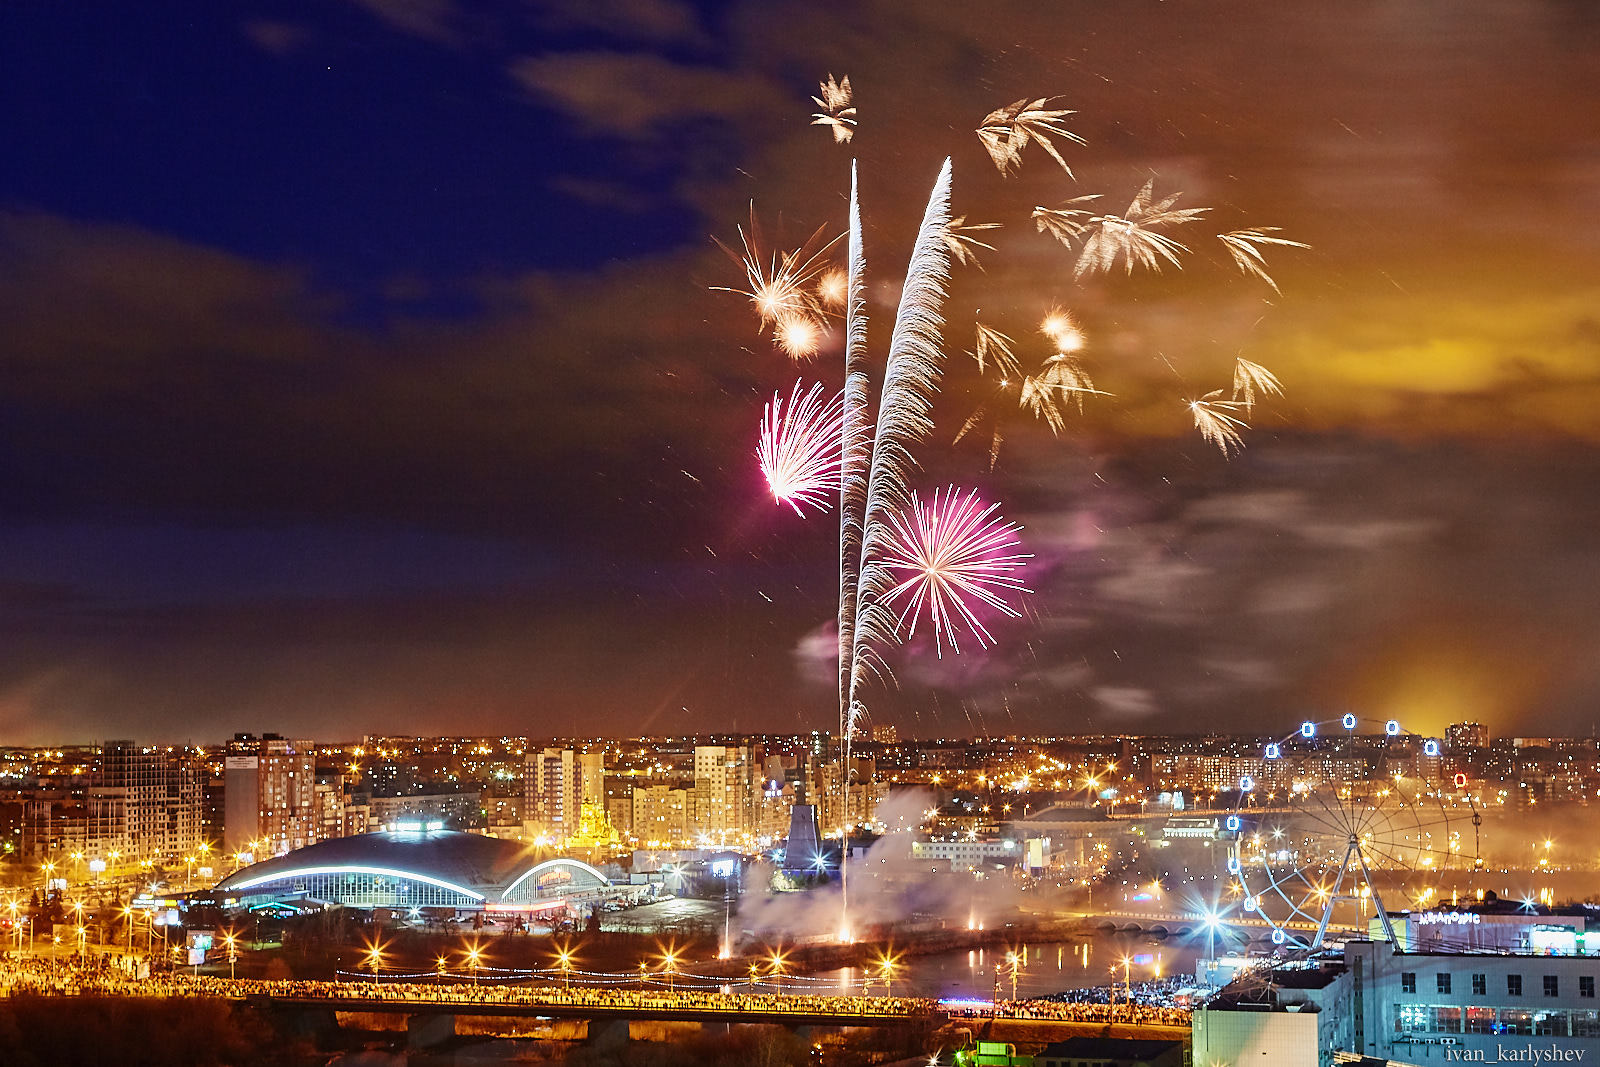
[0,951,1191,1027]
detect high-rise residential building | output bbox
[87,741,203,861]
[693,744,757,844]
[314,768,348,842]
[631,783,689,846]
[223,734,261,853]
[808,731,832,760]
[259,736,317,854]
[223,734,316,856]
[200,762,226,848]
[525,747,582,842]
[1446,721,1490,749]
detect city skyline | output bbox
[2,3,1599,745]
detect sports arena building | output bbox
[212,829,636,918]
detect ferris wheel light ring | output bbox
[1220,712,1480,954]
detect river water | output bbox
[809,935,1206,1002]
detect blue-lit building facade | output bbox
[212,829,626,916]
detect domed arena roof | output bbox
[215,830,568,899]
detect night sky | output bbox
[2,1,1598,745]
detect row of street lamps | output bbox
[350,939,909,998]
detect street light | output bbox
[365,941,384,986]
[875,953,901,998]
[658,944,682,994]
[553,940,576,990]
[4,898,17,954]
[768,949,787,994]
[223,931,238,980]
[435,955,449,986]
[465,942,484,987]
[1005,951,1023,1001]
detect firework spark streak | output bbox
[1232,357,1283,410]
[1218,227,1310,294]
[944,216,1001,269]
[758,381,845,514]
[882,487,1031,656]
[977,97,1085,177]
[811,73,857,144]
[1188,390,1251,456]
[1032,195,1101,245]
[1075,179,1209,277]
[806,73,857,143]
[711,218,840,333]
[972,322,1021,378]
[1022,354,1104,433]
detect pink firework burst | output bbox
[758,380,845,515]
[882,486,1031,655]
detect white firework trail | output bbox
[837,162,872,735]
[846,157,955,738]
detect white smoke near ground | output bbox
[735,788,1032,943]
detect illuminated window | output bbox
[1534,1010,1565,1036]
[1501,1008,1533,1035]
[1395,1004,1428,1032]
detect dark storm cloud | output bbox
[0,1,1598,743]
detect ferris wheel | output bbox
[1223,715,1482,950]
